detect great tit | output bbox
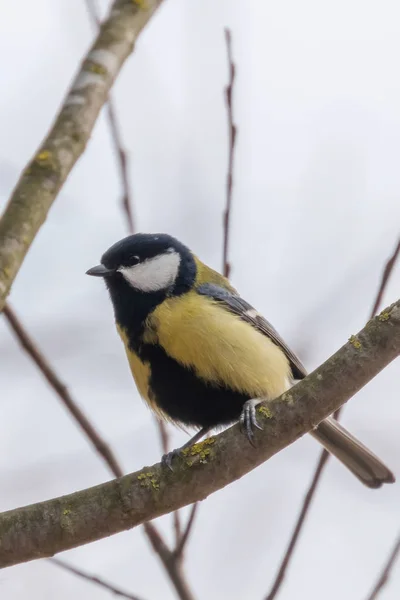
[87,233,394,487]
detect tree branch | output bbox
[0,0,163,311]
[222,28,237,279]
[1,300,398,568]
[143,523,196,600]
[84,0,135,233]
[50,557,146,600]
[366,534,400,600]
[3,303,123,478]
[265,236,400,600]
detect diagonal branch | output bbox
[84,0,135,232]
[50,557,146,600]
[222,28,237,279]
[1,298,398,569]
[174,504,199,561]
[366,533,400,600]
[0,0,163,312]
[3,303,123,478]
[143,523,196,600]
[265,236,400,600]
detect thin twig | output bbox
[222,28,237,279]
[265,235,400,600]
[265,452,329,600]
[370,238,400,317]
[3,303,123,479]
[84,0,135,233]
[143,523,197,600]
[50,558,145,600]
[366,534,400,600]
[174,504,199,561]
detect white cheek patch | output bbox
[118,250,181,292]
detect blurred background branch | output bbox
[366,533,400,600]
[265,234,400,600]
[3,303,123,478]
[222,28,237,279]
[50,558,145,600]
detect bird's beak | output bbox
[86,265,115,277]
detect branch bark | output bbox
[1,300,399,568]
[0,0,163,311]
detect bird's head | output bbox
[86,233,196,296]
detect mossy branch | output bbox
[0,0,163,311]
[1,300,399,568]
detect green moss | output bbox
[349,334,362,349]
[137,471,160,490]
[378,310,390,322]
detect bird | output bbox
[86,232,394,488]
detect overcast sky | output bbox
[1,1,399,599]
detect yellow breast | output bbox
[148,291,291,400]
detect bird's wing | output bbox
[197,283,307,380]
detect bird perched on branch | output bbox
[87,233,394,488]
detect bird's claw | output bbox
[240,400,263,446]
[161,448,183,471]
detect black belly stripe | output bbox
[140,343,250,429]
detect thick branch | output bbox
[0,0,163,311]
[0,300,399,568]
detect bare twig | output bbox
[50,558,145,600]
[143,523,196,600]
[366,534,400,600]
[3,303,123,479]
[265,236,400,600]
[370,238,400,317]
[0,0,163,312]
[265,452,329,600]
[174,504,199,561]
[84,0,135,233]
[1,298,399,568]
[222,28,237,279]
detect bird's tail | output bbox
[311,417,395,488]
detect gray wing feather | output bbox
[197,283,307,380]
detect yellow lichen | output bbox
[182,437,216,465]
[87,62,107,75]
[137,471,159,490]
[349,334,362,349]
[62,508,71,516]
[35,150,57,170]
[378,310,390,322]
[258,405,273,419]
[132,0,149,8]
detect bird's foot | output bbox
[161,448,183,471]
[239,399,263,446]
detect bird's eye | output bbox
[130,255,140,264]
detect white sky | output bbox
[0,1,399,599]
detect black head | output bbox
[86,233,197,332]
